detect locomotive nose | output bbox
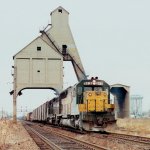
[95,91,101,95]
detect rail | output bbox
[24,122,108,150]
[108,132,150,145]
[30,126,62,149]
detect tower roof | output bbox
[50,6,69,15]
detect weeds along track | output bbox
[23,122,107,150]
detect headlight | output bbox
[92,80,96,85]
[88,93,92,96]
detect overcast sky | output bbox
[0,0,150,115]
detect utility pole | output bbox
[1,107,3,119]
[17,106,28,113]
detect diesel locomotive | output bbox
[31,77,115,131]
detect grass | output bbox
[0,118,11,150]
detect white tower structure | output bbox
[130,95,143,118]
[41,6,86,81]
[11,6,86,123]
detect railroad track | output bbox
[108,132,150,145]
[24,124,56,150]
[23,121,150,150]
[23,122,108,150]
[90,132,150,150]
[107,133,150,150]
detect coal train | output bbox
[27,77,115,131]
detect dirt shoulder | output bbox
[106,118,150,138]
[0,119,39,150]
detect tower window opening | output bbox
[37,47,41,51]
[62,45,67,54]
[58,9,62,13]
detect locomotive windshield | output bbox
[84,86,108,93]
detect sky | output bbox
[0,0,150,115]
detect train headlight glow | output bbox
[88,93,92,96]
[92,80,96,85]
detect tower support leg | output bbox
[13,89,17,124]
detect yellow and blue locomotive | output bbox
[76,77,115,131]
[32,77,115,131]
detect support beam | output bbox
[13,91,17,123]
[13,66,17,123]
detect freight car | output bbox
[31,77,115,131]
[25,112,32,121]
